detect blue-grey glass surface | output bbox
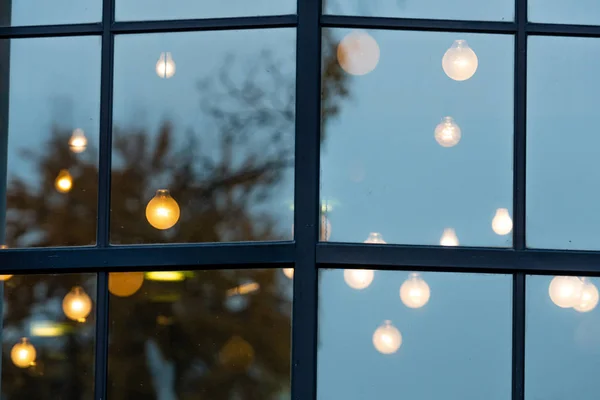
[116,0,295,22]
[1,273,97,399]
[111,29,295,244]
[324,0,513,22]
[526,275,600,399]
[0,0,101,26]
[529,0,600,25]
[527,37,600,250]
[318,270,512,400]
[320,29,514,246]
[2,37,101,247]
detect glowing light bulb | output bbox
[440,228,459,246]
[69,128,87,153]
[55,169,73,193]
[492,208,513,236]
[156,52,176,79]
[442,40,478,81]
[62,286,92,322]
[400,272,431,309]
[373,320,402,354]
[364,232,386,244]
[549,276,583,308]
[434,117,462,147]
[283,268,294,279]
[574,279,599,313]
[337,30,380,76]
[11,338,36,368]
[146,189,180,230]
[344,269,374,290]
[108,272,144,297]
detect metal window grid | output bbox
[0,0,599,398]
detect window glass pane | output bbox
[529,0,600,25]
[318,270,512,399]
[527,37,600,250]
[526,275,600,399]
[323,0,513,22]
[1,273,97,398]
[1,37,101,248]
[107,268,293,399]
[111,29,295,244]
[0,0,101,26]
[320,29,514,247]
[116,0,295,22]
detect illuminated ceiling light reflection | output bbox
[337,30,380,76]
[440,228,459,246]
[434,116,461,148]
[574,279,599,313]
[283,268,294,279]
[344,269,374,290]
[442,39,478,81]
[549,276,583,308]
[372,320,402,355]
[55,170,73,193]
[69,128,87,153]
[364,232,386,244]
[146,189,180,230]
[156,52,176,79]
[11,338,36,368]
[400,273,431,309]
[30,321,66,337]
[492,208,513,236]
[145,271,186,282]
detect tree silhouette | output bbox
[0,37,350,400]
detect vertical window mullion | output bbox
[292,0,322,398]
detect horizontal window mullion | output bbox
[317,243,600,275]
[0,242,294,273]
[0,23,102,39]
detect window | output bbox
[0,0,599,399]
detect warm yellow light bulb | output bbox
[492,208,513,236]
[283,268,294,279]
[55,170,73,193]
[574,279,599,313]
[108,272,144,297]
[442,39,478,81]
[372,320,402,355]
[156,52,176,79]
[62,286,92,322]
[69,128,87,153]
[11,338,36,368]
[400,272,431,309]
[440,228,459,246]
[364,232,386,244]
[146,189,180,230]
[337,30,380,76]
[344,269,374,290]
[435,117,462,147]
[549,276,583,308]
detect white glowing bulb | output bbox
[442,40,478,81]
[434,117,462,147]
[492,208,513,236]
[69,128,87,153]
[364,232,386,244]
[574,279,599,313]
[440,228,459,246]
[344,269,374,290]
[337,30,380,76]
[549,276,583,308]
[400,272,431,309]
[372,320,402,354]
[156,52,176,79]
[283,268,294,279]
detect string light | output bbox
[62,286,92,322]
[146,189,180,230]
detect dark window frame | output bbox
[0,0,598,398]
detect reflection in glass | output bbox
[318,270,512,400]
[442,40,479,82]
[575,278,600,313]
[0,0,101,27]
[527,37,600,250]
[155,52,176,79]
[491,208,512,236]
[108,272,145,297]
[116,0,295,22]
[440,227,459,246]
[111,30,296,244]
[323,0,513,23]
[0,37,101,247]
[107,269,292,399]
[526,275,600,399]
[321,29,514,246]
[337,30,380,76]
[344,269,375,290]
[1,273,97,398]
[399,273,430,309]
